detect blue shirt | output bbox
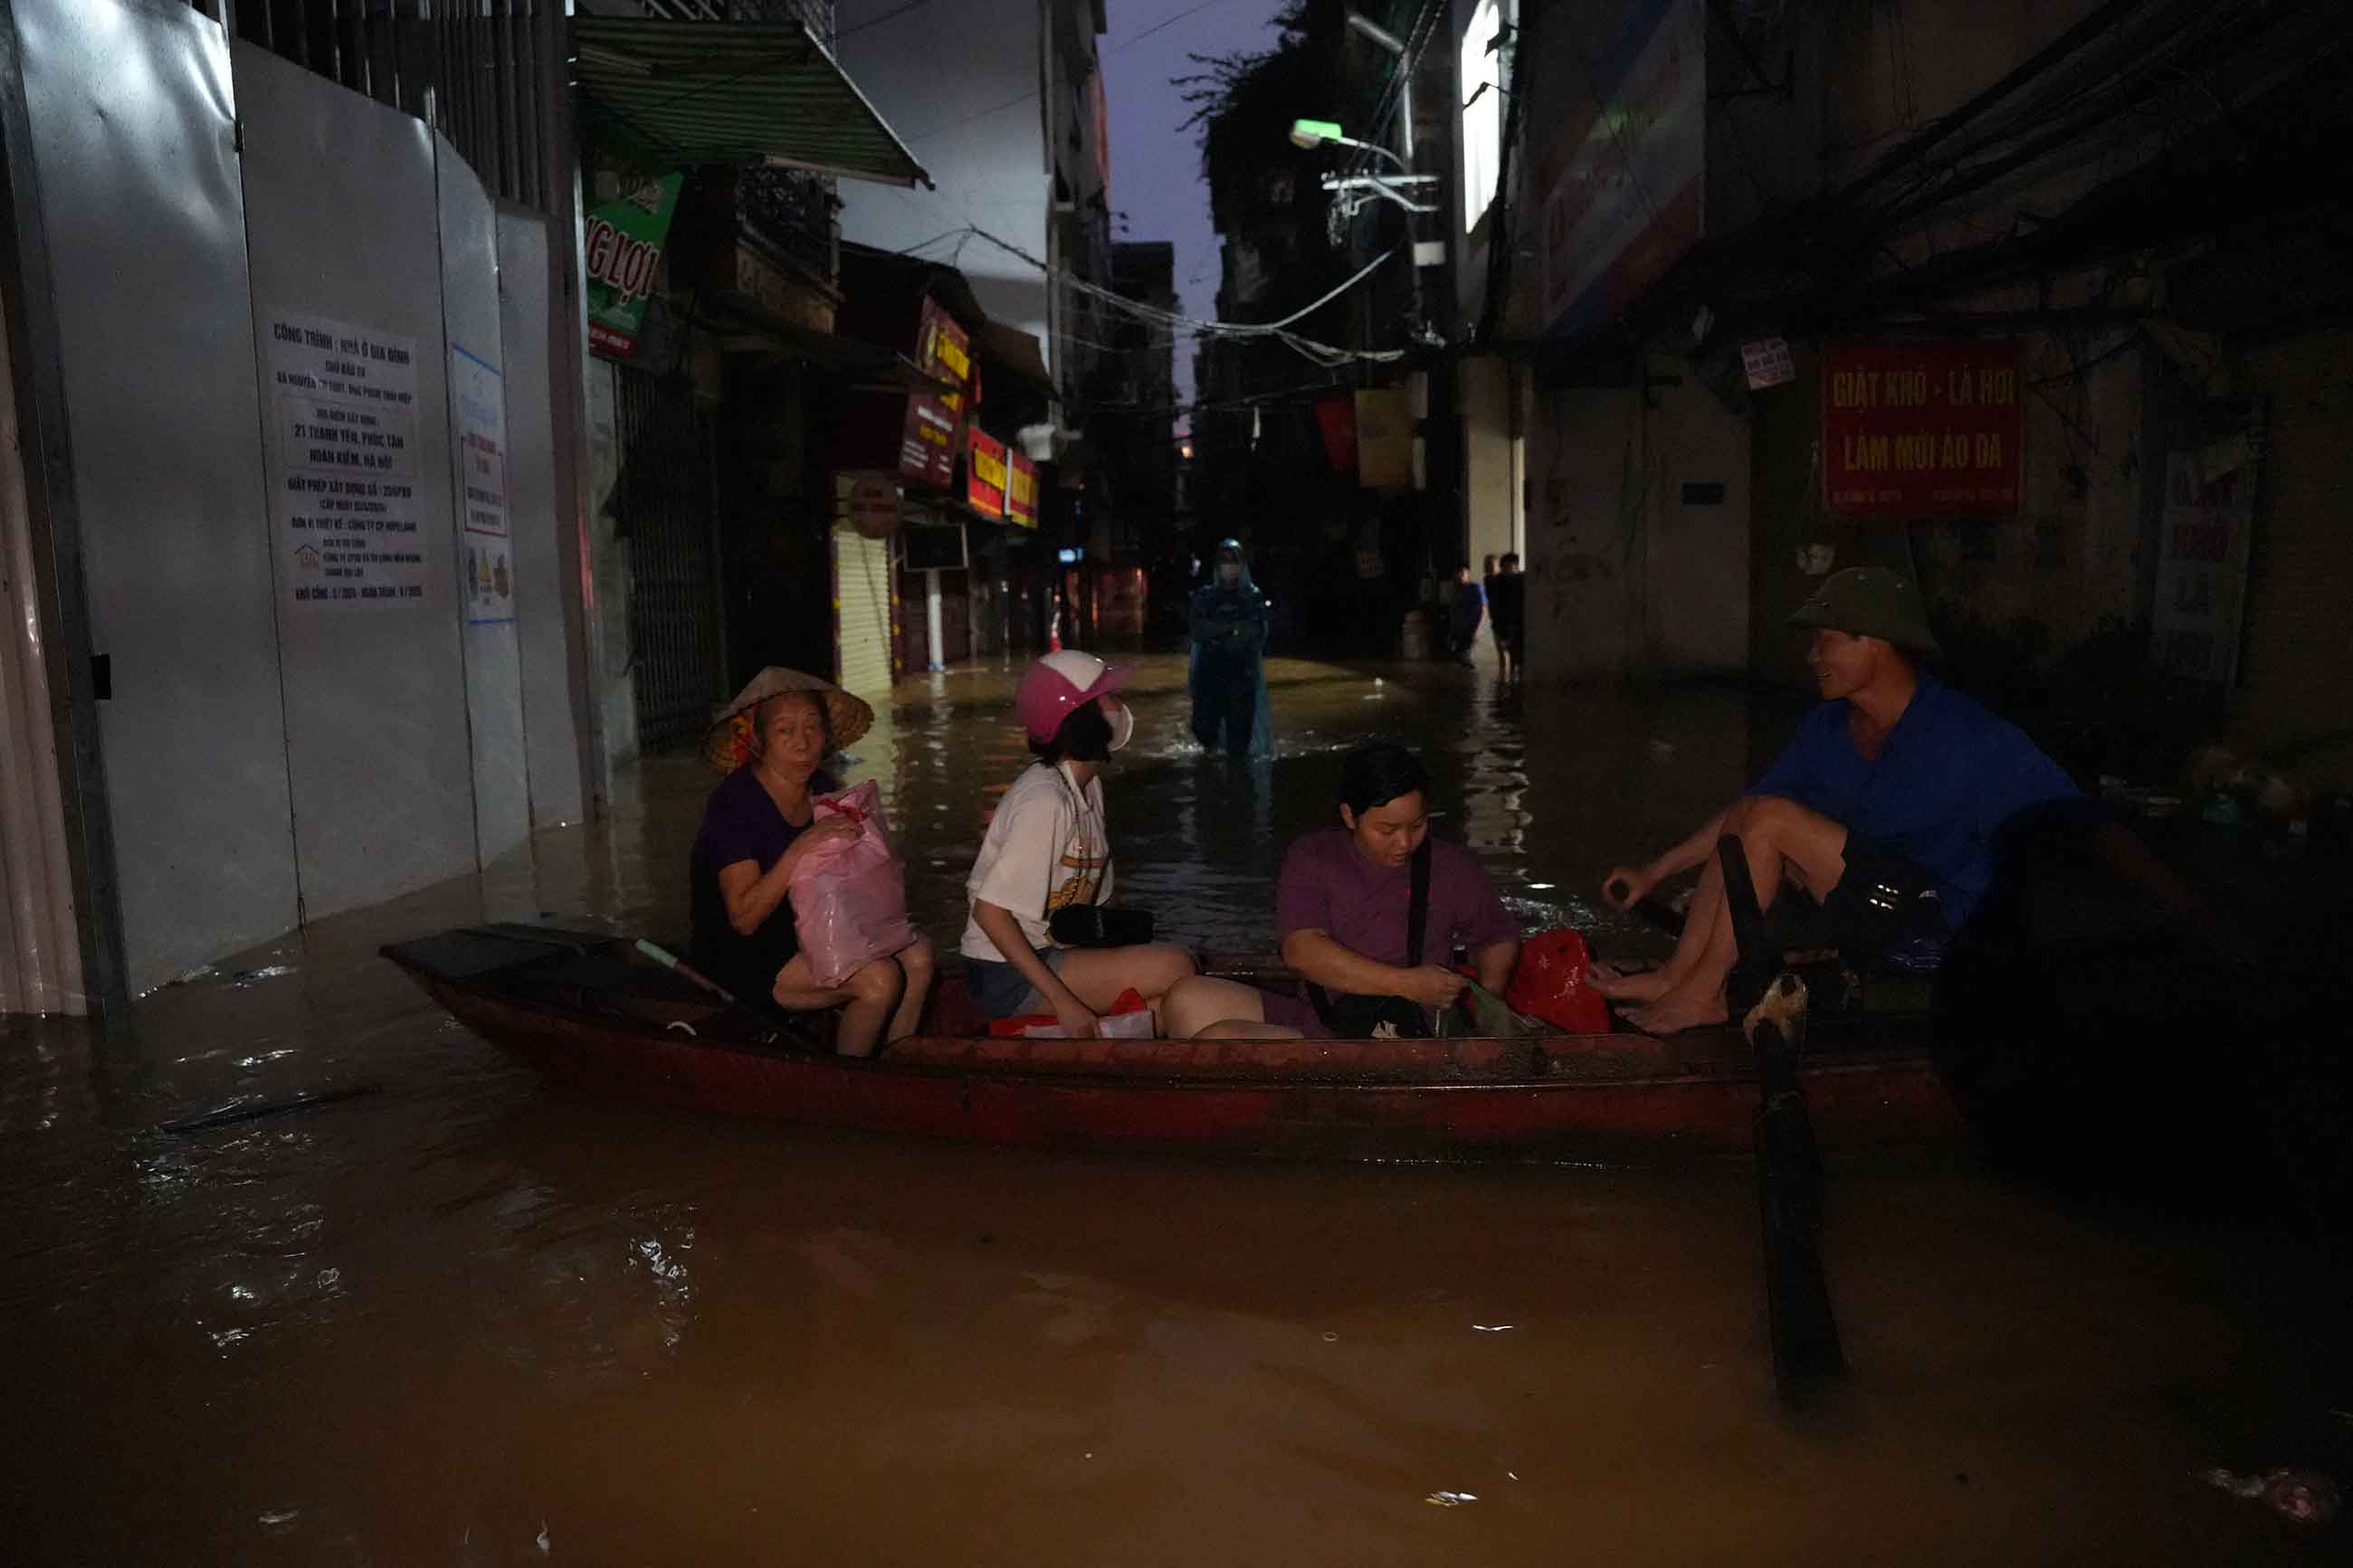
[1748,679,2080,927]
[1450,581,1486,637]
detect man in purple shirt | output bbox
[1161,744,1520,1038]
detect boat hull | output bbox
[403,966,1967,1164]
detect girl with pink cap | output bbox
[957,651,1198,1036]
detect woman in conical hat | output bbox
[688,668,932,1056]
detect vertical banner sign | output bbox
[2151,450,2256,684]
[899,298,970,486]
[1005,451,1039,528]
[966,427,1008,521]
[584,174,683,360]
[264,311,425,608]
[1821,341,2023,518]
[1313,396,1358,474]
[1354,388,1415,490]
[450,342,513,625]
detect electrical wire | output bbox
[952,226,1408,366]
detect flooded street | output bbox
[4,654,2345,1564]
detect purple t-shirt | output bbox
[690,765,839,995]
[1276,829,1518,967]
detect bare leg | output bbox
[1161,975,1303,1040]
[1591,855,1732,1004]
[771,951,902,1058]
[1626,797,1849,1034]
[1055,943,1198,1018]
[884,936,935,1043]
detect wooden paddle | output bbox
[1604,876,1691,939]
[1716,835,1846,1405]
[634,940,828,1052]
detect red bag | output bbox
[1504,927,1612,1034]
[988,987,1155,1039]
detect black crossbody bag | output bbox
[1040,768,1156,949]
[1306,839,1434,1039]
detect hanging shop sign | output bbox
[845,470,901,539]
[585,174,683,361]
[264,309,426,610]
[1005,451,1039,528]
[1821,341,2022,518]
[2151,445,2257,685]
[967,426,1007,521]
[900,298,971,488]
[1740,337,1796,390]
[1313,396,1358,475]
[1354,388,1415,491]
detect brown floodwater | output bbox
[4,653,2346,1564]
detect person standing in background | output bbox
[1188,538,1272,756]
[1489,553,1525,682]
[1448,564,1486,668]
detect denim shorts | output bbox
[964,947,1067,1019]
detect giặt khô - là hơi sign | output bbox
[1821,340,2023,518]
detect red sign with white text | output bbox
[1821,341,2022,518]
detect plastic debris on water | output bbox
[2198,1467,2340,1525]
[1424,1491,1478,1507]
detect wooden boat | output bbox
[383,924,1967,1162]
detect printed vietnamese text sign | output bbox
[584,176,682,360]
[899,299,970,487]
[967,427,1007,521]
[1821,341,2022,518]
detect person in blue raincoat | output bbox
[1188,538,1272,757]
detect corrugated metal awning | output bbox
[700,291,953,393]
[572,16,930,189]
[977,320,1054,395]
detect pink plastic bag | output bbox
[786,781,918,988]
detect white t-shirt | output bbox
[959,762,1115,961]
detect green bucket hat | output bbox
[1786,567,1941,655]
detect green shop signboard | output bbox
[584,175,683,359]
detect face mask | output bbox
[1218,562,1242,585]
[1106,702,1134,752]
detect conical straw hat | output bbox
[700,667,874,774]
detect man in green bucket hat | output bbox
[1589,566,2082,1032]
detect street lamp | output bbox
[1287,118,1409,174]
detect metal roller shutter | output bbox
[2238,330,2353,756]
[833,524,897,702]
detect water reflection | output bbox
[1,654,2345,1564]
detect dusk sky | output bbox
[1100,0,1292,419]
